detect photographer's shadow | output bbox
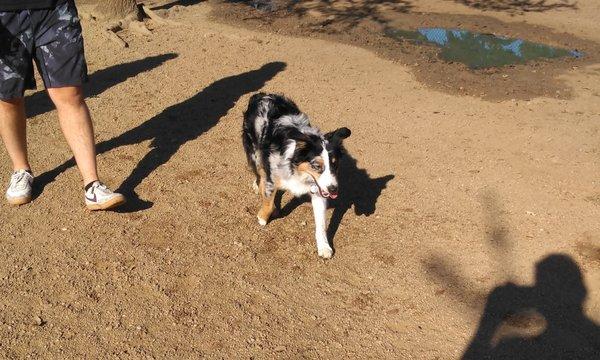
[463,254,600,359]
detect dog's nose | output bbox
[327,185,338,194]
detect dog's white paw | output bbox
[318,247,334,259]
[257,216,268,226]
[252,180,259,194]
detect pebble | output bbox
[34,316,44,326]
[274,345,286,352]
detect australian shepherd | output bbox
[242,93,351,258]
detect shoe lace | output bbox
[92,182,111,195]
[10,171,31,191]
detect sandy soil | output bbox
[0,0,599,358]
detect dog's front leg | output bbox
[257,175,277,226]
[311,195,333,259]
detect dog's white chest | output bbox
[280,177,312,197]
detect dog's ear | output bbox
[325,127,352,144]
[289,129,311,147]
[284,129,312,160]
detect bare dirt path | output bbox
[0,1,598,358]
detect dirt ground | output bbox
[1,0,599,358]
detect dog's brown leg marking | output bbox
[258,168,267,197]
[258,189,277,224]
[257,170,277,224]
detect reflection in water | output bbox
[385,27,583,69]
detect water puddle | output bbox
[385,28,583,69]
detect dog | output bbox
[242,93,351,258]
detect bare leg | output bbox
[311,194,333,258]
[47,86,98,185]
[0,98,31,171]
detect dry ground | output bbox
[0,0,599,358]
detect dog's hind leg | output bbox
[311,195,333,259]
[257,171,277,226]
[251,152,261,194]
[243,129,261,194]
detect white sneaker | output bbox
[6,169,33,205]
[85,181,126,211]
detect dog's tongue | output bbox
[329,193,338,199]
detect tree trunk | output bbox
[95,0,140,19]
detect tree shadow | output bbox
[422,189,523,310]
[25,53,179,118]
[275,151,394,247]
[151,0,207,11]
[462,254,600,359]
[226,0,413,28]
[451,0,577,13]
[35,62,287,211]
[290,0,413,28]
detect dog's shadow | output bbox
[276,152,394,245]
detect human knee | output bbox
[0,97,25,111]
[48,87,85,110]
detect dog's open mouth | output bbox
[308,174,338,199]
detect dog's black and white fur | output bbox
[242,93,351,258]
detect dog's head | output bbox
[288,127,352,198]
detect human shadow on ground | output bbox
[421,189,599,359]
[462,254,600,359]
[25,53,178,118]
[451,0,577,13]
[35,62,287,211]
[276,152,394,248]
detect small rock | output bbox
[274,345,286,352]
[34,316,44,326]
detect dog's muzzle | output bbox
[308,175,338,199]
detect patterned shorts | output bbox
[0,0,88,100]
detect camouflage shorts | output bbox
[0,0,88,100]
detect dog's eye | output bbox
[311,162,323,172]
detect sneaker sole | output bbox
[86,195,126,211]
[7,195,32,206]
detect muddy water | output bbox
[211,0,599,100]
[385,27,583,69]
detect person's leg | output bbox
[0,98,31,171]
[34,2,124,210]
[1,10,36,173]
[46,86,98,186]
